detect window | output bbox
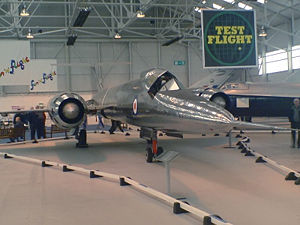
[148,72,183,98]
[163,79,180,91]
[258,57,263,75]
[265,49,288,73]
[194,7,201,13]
[292,45,300,70]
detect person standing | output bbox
[289,98,300,148]
[13,109,27,125]
[13,110,27,141]
[35,106,46,139]
[27,107,39,143]
[96,112,105,133]
[9,117,24,142]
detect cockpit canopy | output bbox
[143,69,184,98]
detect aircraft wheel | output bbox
[157,146,164,156]
[146,147,153,163]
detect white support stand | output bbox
[165,161,171,195]
[156,151,180,195]
[228,131,232,147]
[225,130,235,148]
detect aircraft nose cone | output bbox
[62,102,79,119]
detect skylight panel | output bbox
[265,49,288,73]
[238,2,253,10]
[222,0,235,4]
[258,57,263,75]
[257,0,265,3]
[292,45,300,69]
[194,6,201,13]
[213,3,224,9]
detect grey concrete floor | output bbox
[1,131,300,225]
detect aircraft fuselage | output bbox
[93,70,234,134]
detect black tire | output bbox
[146,147,153,163]
[157,146,164,156]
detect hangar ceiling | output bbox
[0,0,299,45]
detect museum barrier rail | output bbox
[0,152,233,225]
[0,127,26,141]
[0,135,74,146]
[48,124,69,139]
[237,140,300,185]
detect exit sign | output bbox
[174,60,185,66]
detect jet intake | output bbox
[198,88,231,110]
[48,93,87,129]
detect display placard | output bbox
[236,97,249,108]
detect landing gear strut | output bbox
[76,129,88,148]
[146,146,154,163]
[140,128,164,163]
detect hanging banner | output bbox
[28,59,57,92]
[0,41,57,92]
[201,10,257,68]
[0,40,31,85]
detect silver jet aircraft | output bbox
[2,68,282,162]
[48,68,282,162]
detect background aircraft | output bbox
[191,82,299,121]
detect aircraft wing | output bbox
[231,120,290,131]
[0,109,49,116]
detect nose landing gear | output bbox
[145,140,164,162]
[140,128,164,163]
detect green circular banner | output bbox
[202,10,257,68]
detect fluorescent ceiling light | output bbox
[213,3,224,9]
[202,0,207,4]
[67,34,77,46]
[194,7,201,13]
[73,7,91,27]
[238,2,253,10]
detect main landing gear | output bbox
[140,128,164,163]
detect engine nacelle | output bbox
[48,93,87,129]
[195,88,231,110]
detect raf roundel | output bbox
[133,98,138,115]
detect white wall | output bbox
[3,35,299,98]
[0,40,230,97]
